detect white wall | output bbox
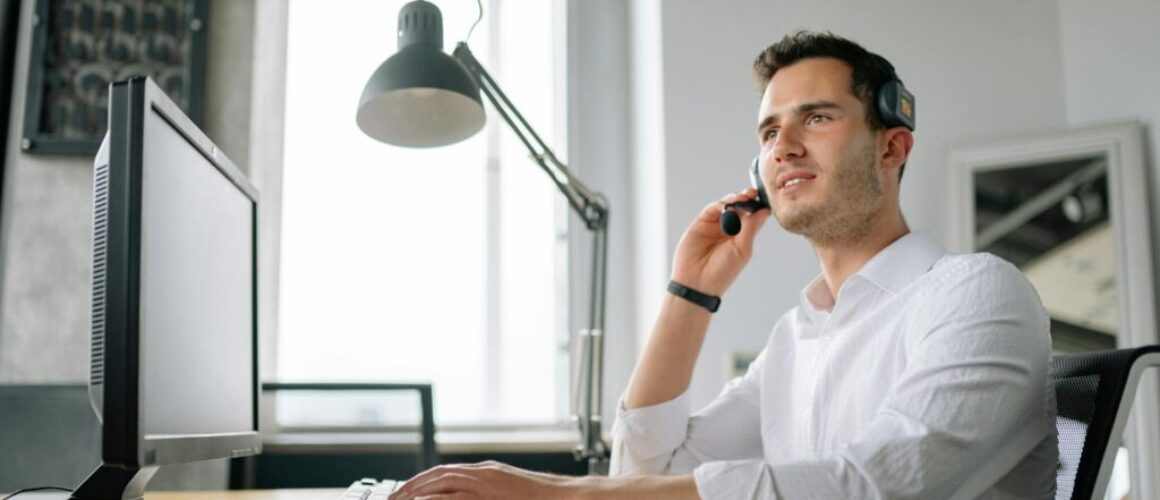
[1058,0,1160,310]
[567,0,636,430]
[627,0,1070,409]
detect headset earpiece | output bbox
[870,54,916,131]
[876,79,916,131]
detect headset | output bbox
[873,55,916,132]
[719,56,915,236]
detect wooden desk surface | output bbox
[149,491,343,499]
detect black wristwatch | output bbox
[667,280,721,313]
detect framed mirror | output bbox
[949,120,1159,499]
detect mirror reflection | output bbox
[974,157,1115,352]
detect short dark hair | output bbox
[754,31,907,180]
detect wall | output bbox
[0,0,93,382]
[0,0,285,386]
[567,0,636,427]
[0,0,287,489]
[1058,0,1160,316]
[1057,0,1160,493]
[629,0,1070,409]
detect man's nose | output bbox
[773,125,805,163]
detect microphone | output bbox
[718,155,771,236]
[719,199,767,236]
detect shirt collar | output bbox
[798,231,946,315]
[856,230,946,294]
[799,274,834,317]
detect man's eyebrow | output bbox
[756,100,843,134]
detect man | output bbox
[391,31,1056,500]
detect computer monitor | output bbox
[74,76,261,499]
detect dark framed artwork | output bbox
[1,0,22,239]
[21,0,207,155]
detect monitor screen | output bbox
[139,104,254,438]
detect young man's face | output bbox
[756,57,887,244]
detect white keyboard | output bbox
[340,478,403,500]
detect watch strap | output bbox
[667,280,721,313]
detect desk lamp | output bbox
[355,0,610,474]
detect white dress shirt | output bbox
[610,231,1057,499]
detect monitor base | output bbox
[71,465,158,500]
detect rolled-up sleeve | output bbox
[689,256,1055,499]
[611,350,766,477]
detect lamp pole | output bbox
[452,42,610,475]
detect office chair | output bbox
[1053,345,1160,500]
[232,382,437,488]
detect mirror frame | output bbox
[948,120,1159,499]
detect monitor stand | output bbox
[70,465,158,500]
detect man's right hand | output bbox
[671,187,772,296]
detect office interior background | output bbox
[1,0,1159,495]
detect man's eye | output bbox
[808,114,830,124]
[765,129,779,141]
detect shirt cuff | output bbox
[612,391,691,462]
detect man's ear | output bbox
[879,127,914,172]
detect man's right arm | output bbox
[613,188,771,476]
[623,293,714,409]
[623,187,770,410]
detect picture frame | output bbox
[20,0,207,155]
[0,0,22,225]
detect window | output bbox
[278,0,567,427]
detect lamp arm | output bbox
[452,41,609,474]
[452,43,606,229]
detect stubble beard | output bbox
[771,139,884,247]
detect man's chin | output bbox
[772,208,818,236]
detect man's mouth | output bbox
[777,172,817,194]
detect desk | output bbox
[9,491,343,499]
[237,430,591,488]
[150,491,342,499]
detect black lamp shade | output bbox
[356,1,486,148]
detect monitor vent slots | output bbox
[91,160,109,386]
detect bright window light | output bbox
[278,0,565,427]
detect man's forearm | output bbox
[572,473,699,500]
[623,294,713,409]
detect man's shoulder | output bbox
[915,251,1044,321]
[899,251,1048,348]
[925,251,1027,288]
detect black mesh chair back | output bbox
[1052,345,1160,500]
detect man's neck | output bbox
[813,211,910,300]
